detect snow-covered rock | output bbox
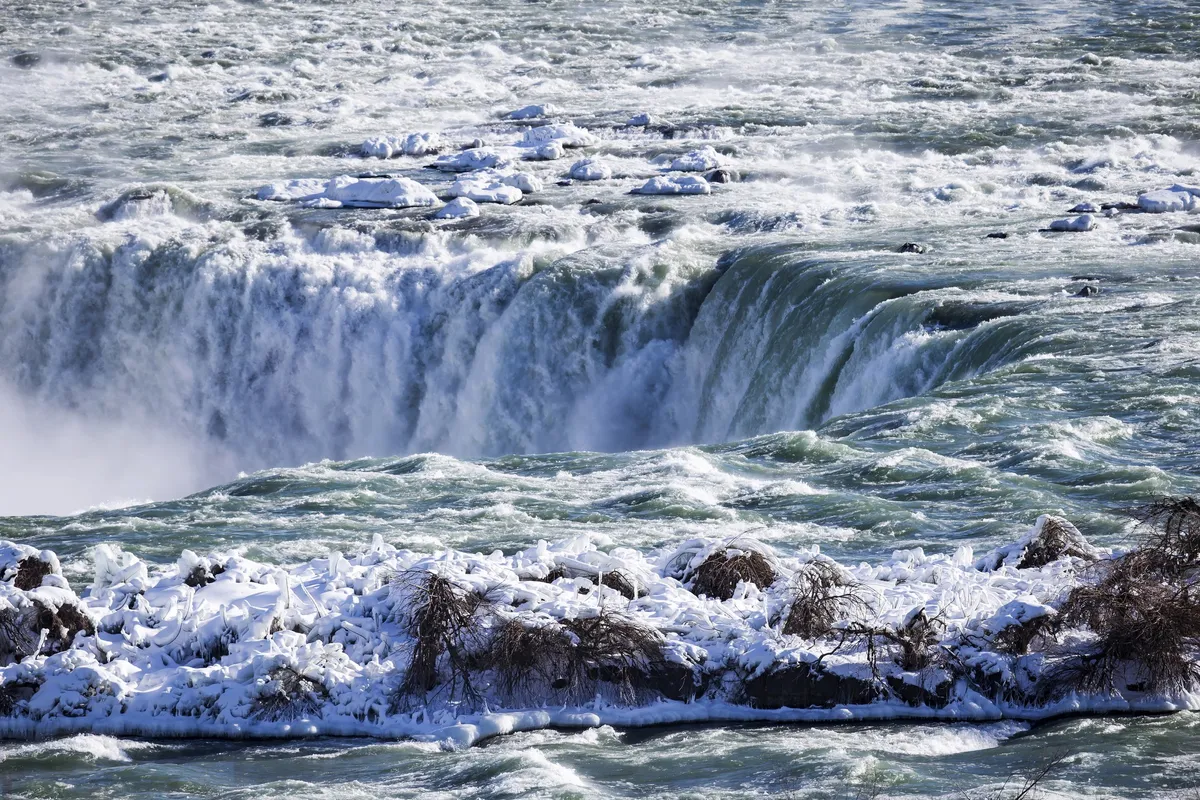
[568,158,612,181]
[633,175,712,195]
[627,112,655,127]
[431,148,513,172]
[434,197,480,219]
[1048,214,1097,232]
[520,123,598,148]
[1138,188,1199,213]
[523,141,565,161]
[361,132,441,159]
[448,171,525,204]
[670,145,723,172]
[256,176,440,209]
[506,104,554,120]
[1069,202,1099,214]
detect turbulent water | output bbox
[3,0,1200,796]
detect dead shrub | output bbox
[390,569,493,708]
[689,548,777,601]
[849,609,945,673]
[991,615,1057,656]
[251,666,328,721]
[184,563,225,588]
[783,560,868,639]
[1132,496,1200,567]
[0,679,39,716]
[485,610,667,704]
[531,566,643,600]
[1045,551,1200,696]
[1018,516,1095,569]
[13,557,52,591]
[0,607,37,666]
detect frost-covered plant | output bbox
[251,667,328,722]
[688,547,777,601]
[783,560,868,639]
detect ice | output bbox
[1138,189,1198,213]
[670,146,723,172]
[431,148,514,172]
[568,158,612,181]
[1048,214,1097,232]
[255,179,328,202]
[626,112,654,127]
[632,175,712,195]
[524,141,565,161]
[520,123,598,148]
[506,104,554,120]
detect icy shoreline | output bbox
[2,515,1199,750]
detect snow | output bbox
[434,197,480,219]
[448,171,526,204]
[1048,214,1097,232]
[632,175,712,195]
[670,146,723,172]
[568,158,612,181]
[627,112,654,127]
[524,141,565,161]
[255,176,440,209]
[3,525,1191,749]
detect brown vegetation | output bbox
[782,560,868,639]
[689,547,777,601]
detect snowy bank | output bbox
[3,510,1200,749]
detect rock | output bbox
[520,123,598,148]
[670,145,723,172]
[703,168,738,184]
[986,232,1009,239]
[898,242,927,253]
[258,112,293,127]
[11,52,40,69]
[256,178,328,202]
[1138,187,1199,213]
[1077,52,1103,66]
[627,112,654,127]
[1048,214,1097,232]
[506,104,554,120]
[1073,285,1100,297]
[431,148,512,172]
[461,138,485,150]
[568,158,612,181]
[1101,201,1138,212]
[434,197,480,219]
[742,663,878,709]
[632,175,711,196]
[1069,202,1099,213]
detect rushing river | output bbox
[3,0,1200,796]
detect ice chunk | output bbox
[632,175,712,195]
[431,148,513,172]
[670,146,723,172]
[568,158,612,181]
[1138,189,1198,213]
[434,197,480,219]
[627,112,654,127]
[506,104,554,120]
[520,123,598,148]
[1048,214,1097,232]
[320,176,440,209]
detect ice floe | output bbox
[361,132,441,159]
[431,148,514,172]
[1138,186,1199,213]
[568,158,612,181]
[670,146,724,172]
[520,123,598,148]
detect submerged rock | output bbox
[703,167,738,184]
[1073,285,1100,298]
[898,242,927,254]
[11,52,40,69]
[670,146,723,172]
[986,232,1009,239]
[434,197,480,219]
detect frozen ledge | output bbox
[2,502,1200,747]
